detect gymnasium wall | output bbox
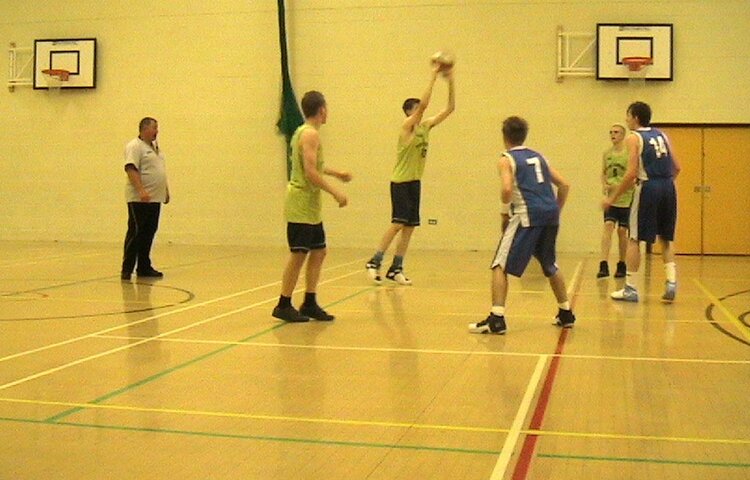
[1,0,748,252]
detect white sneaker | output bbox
[365,261,382,285]
[611,285,639,302]
[386,267,412,286]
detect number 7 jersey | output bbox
[504,146,560,227]
[633,127,675,180]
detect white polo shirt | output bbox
[124,137,167,203]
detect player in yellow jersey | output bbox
[272,91,352,322]
[597,123,634,279]
[366,64,455,285]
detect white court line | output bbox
[0,257,366,364]
[491,355,548,479]
[489,260,581,479]
[90,336,750,365]
[0,268,364,392]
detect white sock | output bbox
[626,272,637,289]
[664,262,676,283]
[558,301,570,310]
[491,306,505,317]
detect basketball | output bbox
[430,50,455,73]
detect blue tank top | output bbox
[505,147,560,226]
[635,127,675,180]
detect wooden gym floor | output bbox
[0,241,748,479]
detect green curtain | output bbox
[276,0,304,179]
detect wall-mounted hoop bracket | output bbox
[7,42,33,92]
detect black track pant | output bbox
[121,202,161,275]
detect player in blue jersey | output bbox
[603,101,681,303]
[469,116,576,335]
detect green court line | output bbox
[1,416,499,456]
[44,287,377,423]
[7,414,750,467]
[539,453,750,469]
[44,323,285,422]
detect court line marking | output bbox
[4,416,750,467]
[0,250,107,268]
[4,414,748,467]
[0,268,364,392]
[0,257,366,364]
[510,260,583,480]
[491,355,548,479]
[90,335,750,365]
[537,453,750,469]
[0,416,500,456]
[1,397,748,445]
[693,279,750,342]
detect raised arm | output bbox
[402,68,439,134]
[424,70,455,128]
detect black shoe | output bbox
[614,261,627,278]
[272,305,310,323]
[596,261,609,279]
[468,313,507,334]
[299,303,335,321]
[137,268,163,278]
[385,267,412,285]
[555,309,576,328]
[120,272,131,281]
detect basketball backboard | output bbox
[596,24,673,81]
[33,38,97,89]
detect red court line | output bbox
[511,262,584,480]
[511,329,569,479]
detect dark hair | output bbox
[301,91,326,118]
[402,98,420,115]
[502,116,528,146]
[627,101,652,127]
[139,117,157,132]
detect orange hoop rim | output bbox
[42,68,70,81]
[622,56,653,72]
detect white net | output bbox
[625,60,650,89]
[42,70,68,94]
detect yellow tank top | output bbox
[285,124,323,224]
[392,124,430,182]
[604,146,634,207]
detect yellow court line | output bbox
[527,428,750,445]
[1,396,748,445]
[93,334,750,365]
[693,279,750,342]
[0,397,508,434]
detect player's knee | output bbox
[542,264,558,277]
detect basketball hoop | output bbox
[622,57,652,72]
[622,57,652,88]
[41,69,70,93]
